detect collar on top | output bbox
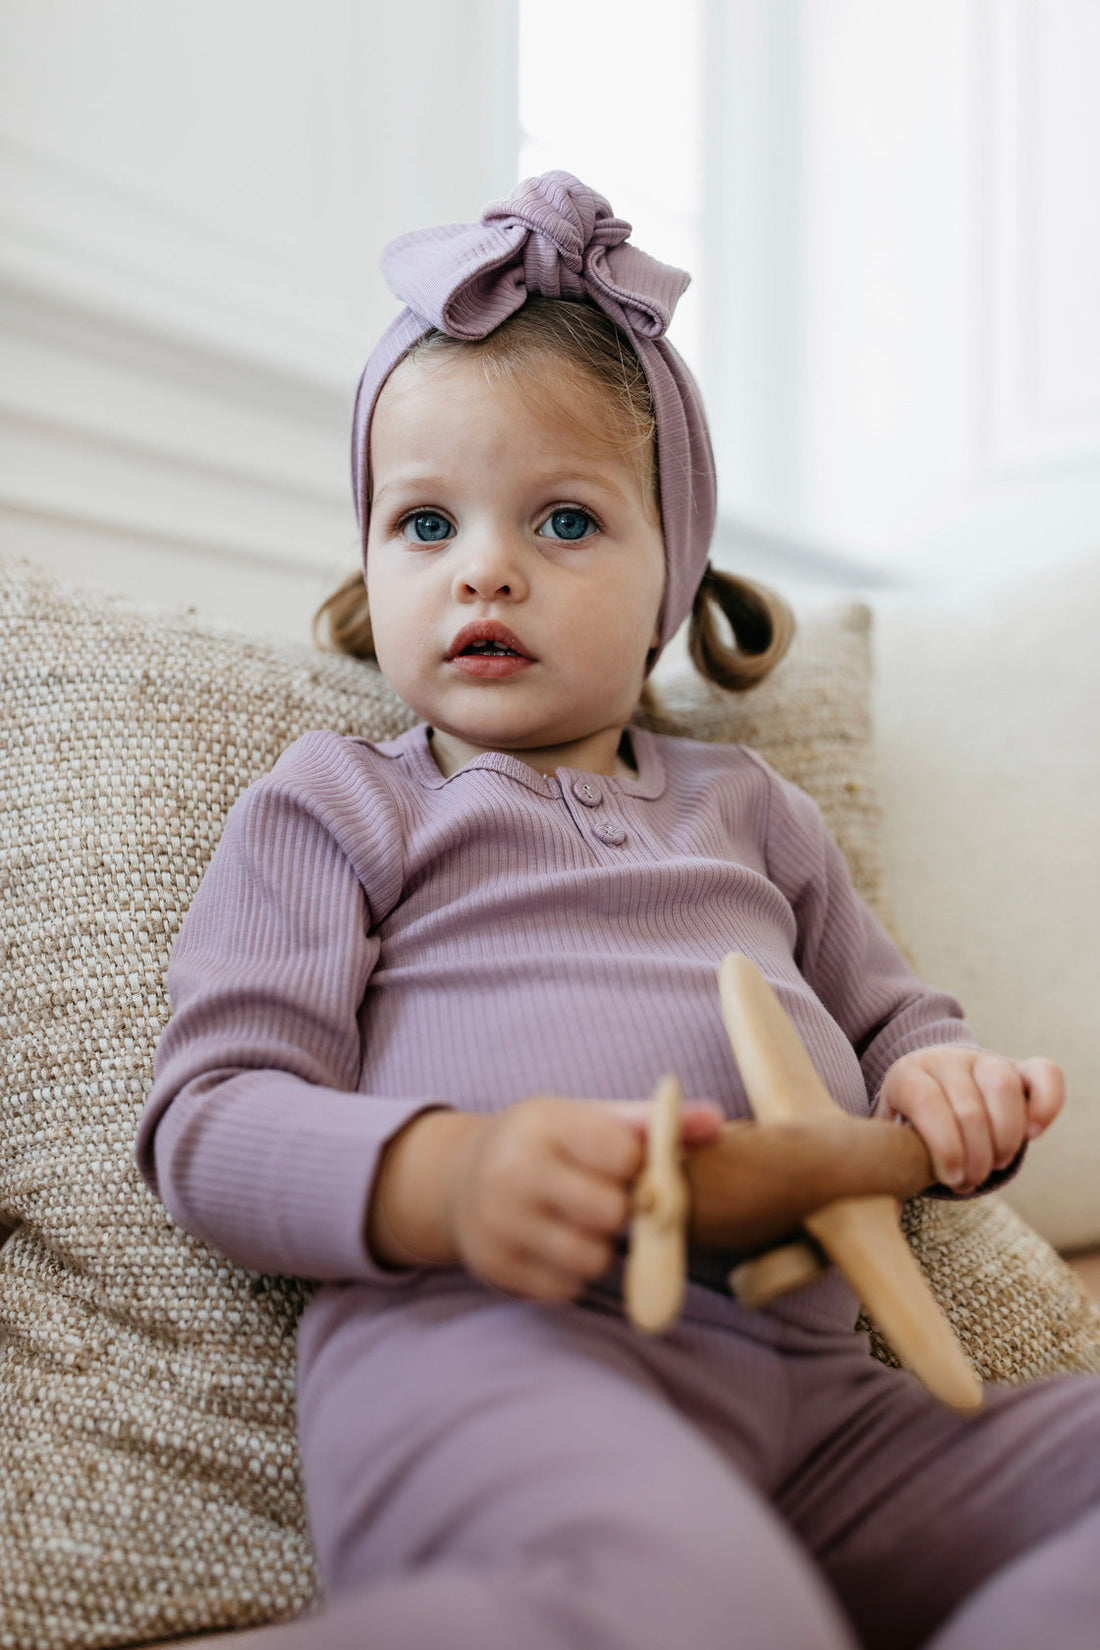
[374,722,667,801]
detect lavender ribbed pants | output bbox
[240,1270,1100,1650]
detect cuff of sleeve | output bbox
[152,1071,454,1285]
[918,1138,1029,1201]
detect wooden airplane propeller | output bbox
[625,952,983,1414]
[623,1074,688,1333]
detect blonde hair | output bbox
[315,296,793,693]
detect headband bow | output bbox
[381,171,687,344]
[351,170,716,659]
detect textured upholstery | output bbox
[2,553,1098,1650]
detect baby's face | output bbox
[365,350,666,774]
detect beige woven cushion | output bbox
[2,554,1098,1650]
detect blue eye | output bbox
[401,511,453,543]
[538,508,596,542]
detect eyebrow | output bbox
[372,469,634,508]
[371,477,449,507]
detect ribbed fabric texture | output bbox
[138,723,987,1335]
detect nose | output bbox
[450,529,530,604]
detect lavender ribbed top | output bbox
[136,723,990,1335]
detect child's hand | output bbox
[447,1095,723,1303]
[876,1048,1064,1194]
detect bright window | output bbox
[517,0,704,375]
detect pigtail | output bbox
[312,570,377,661]
[687,565,795,691]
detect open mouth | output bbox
[460,640,522,657]
[447,622,534,662]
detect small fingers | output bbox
[539,1157,631,1238]
[886,1064,971,1189]
[561,1106,645,1181]
[1017,1057,1066,1137]
[591,1097,724,1148]
[462,1216,607,1303]
[539,1214,615,1281]
[947,1068,998,1191]
[516,1216,614,1297]
[679,1102,727,1145]
[971,1053,1027,1171]
[888,1056,1015,1190]
[889,1050,1043,1192]
[492,1251,586,1304]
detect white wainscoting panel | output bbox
[0,0,518,640]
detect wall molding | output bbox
[0,278,353,571]
[0,0,520,614]
[0,132,363,395]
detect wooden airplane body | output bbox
[626,952,983,1414]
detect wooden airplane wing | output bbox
[717,952,983,1413]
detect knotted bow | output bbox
[351,171,716,659]
[381,171,689,345]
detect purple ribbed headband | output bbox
[350,170,717,656]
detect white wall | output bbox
[0,0,518,640]
[6,1,1100,627]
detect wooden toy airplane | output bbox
[623,952,984,1414]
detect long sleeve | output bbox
[755,758,1025,1199]
[135,733,445,1283]
[757,761,976,1092]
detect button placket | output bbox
[559,773,627,846]
[572,779,602,808]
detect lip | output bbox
[446,620,536,663]
[445,620,534,676]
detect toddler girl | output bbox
[137,172,1100,1650]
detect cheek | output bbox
[647,568,667,636]
[365,556,439,683]
[610,527,666,626]
[620,546,666,645]
[570,575,662,666]
[363,550,405,657]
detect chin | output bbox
[436,715,567,753]
[425,686,629,752]
[443,720,551,749]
